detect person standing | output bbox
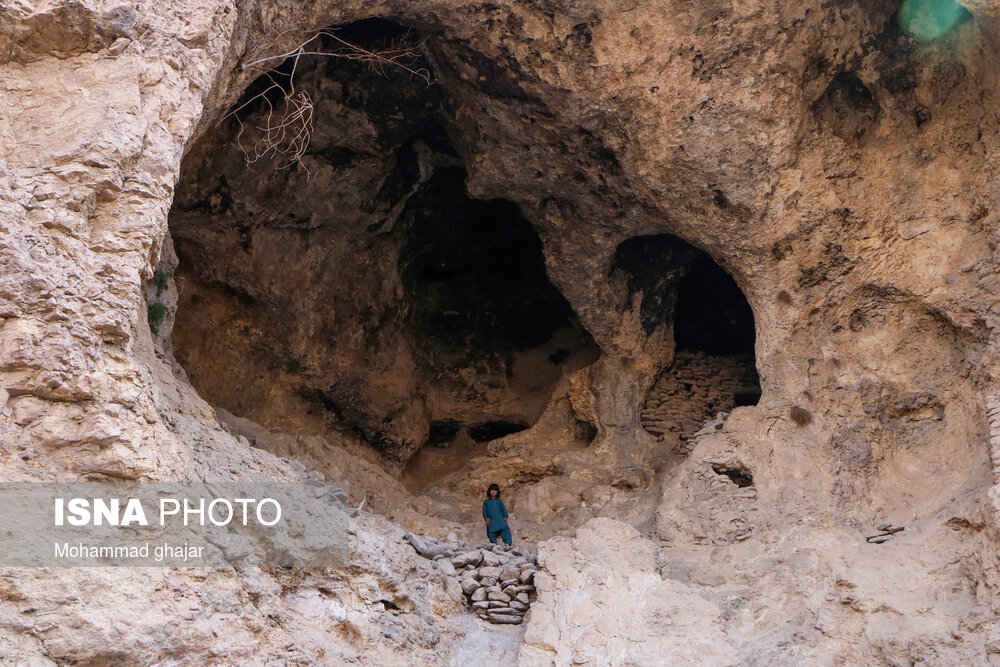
[483,483,512,546]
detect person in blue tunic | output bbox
[483,483,512,546]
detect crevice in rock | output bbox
[711,463,754,488]
[811,71,881,144]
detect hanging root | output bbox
[227,28,430,171]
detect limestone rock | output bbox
[460,577,480,595]
[480,551,501,567]
[520,519,739,666]
[452,551,482,568]
[442,575,464,604]
[488,614,523,625]
[437,559,457,577]
[2,0,999,661]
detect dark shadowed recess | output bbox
[398,166,582,360]
[674,255,756,356]
[613,233,760,405]
[611,233,755,355]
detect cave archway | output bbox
[609,234,761,443]
[158,18,598,485]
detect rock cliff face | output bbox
[3,0,1000,663]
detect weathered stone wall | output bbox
[641,351,759,442]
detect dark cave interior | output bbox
[163,18,759,478]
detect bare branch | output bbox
[226,27,431,172]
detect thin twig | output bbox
[226,28,431,171]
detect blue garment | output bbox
[488,526,512,545]
[483,498,509,532]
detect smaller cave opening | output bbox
[395,164,598,492]
[467,421,530,443]
[712,464,754,488]
[613,234,761,444]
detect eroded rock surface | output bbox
[3,0,1000,663]
[521,519,739,666]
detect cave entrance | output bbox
[158,19,597,488]
[609,234,760,444]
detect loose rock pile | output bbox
[404,533,537,624]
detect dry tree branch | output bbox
[226,28,431,172]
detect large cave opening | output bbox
[160,19,597,491]
[612,234,761,445]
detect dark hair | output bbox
[487,483,501,498]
